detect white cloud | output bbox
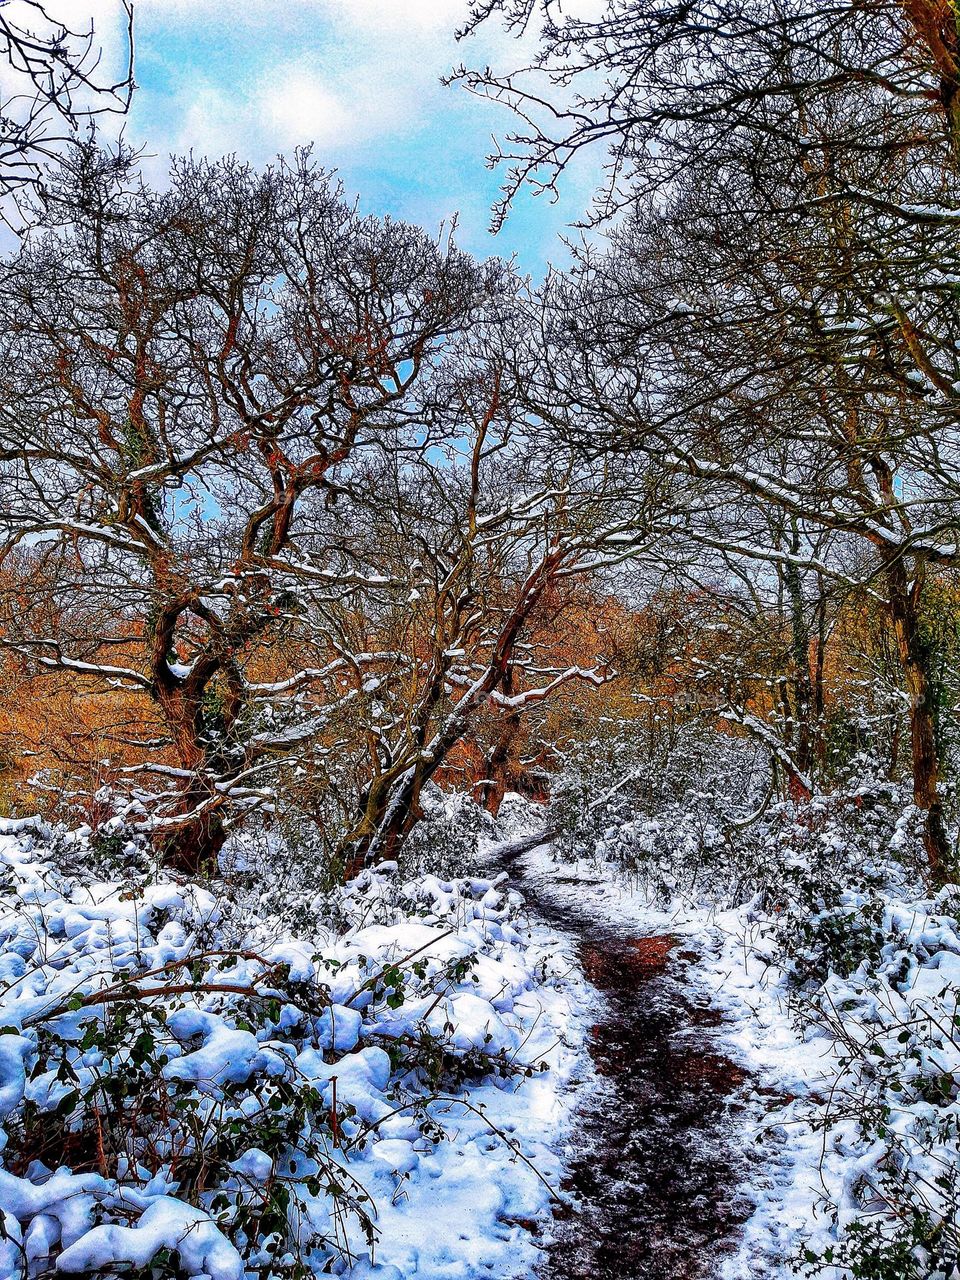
[130,0,471,41]
[262,70,353,149]
[22,0,595,272]
[29,0,541,167]
[320,0,471,34]
[155,51,426,165]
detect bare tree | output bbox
[649,509,845,800]
[516,126,960,878]
[0,149,507,872]
[450,0,960,880]
[453,0,960,228]
[0,148,674,877]
[331,413,663,873]
[232,340,673,875]
[1,0,134,227]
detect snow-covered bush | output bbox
[757,773,924,985]
[549,719,775,902]
[697,776,960,1279]
[219,816,338,936]
[0,816,577,1279]
[782,879,960,1279]
[394,784,495,880]
[548,715,935,921]
[217,788,496,937]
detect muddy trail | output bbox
[497,837,756,1280]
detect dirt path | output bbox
[498,837,756,1280]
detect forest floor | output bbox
[487,832,828,1280]
[8,812,954,1279]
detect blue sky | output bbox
[82,0,602,279]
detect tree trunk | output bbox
[884,556,951,885]
[480,711,523,815]
[342,764,425,879]
[812,596,827,772]
[342,544,569,879]
[159,805,226,878]
[478,665,523,815]
[152,677,226,876]
[784,546,815,795]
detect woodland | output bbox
[1,1,960,1277]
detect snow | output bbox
[7,786,951,1278]
[0,821,591,1280]
[57,1199,245,1278]
[516,829,960,1279]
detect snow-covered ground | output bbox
[4,801,957,1279]
[504,837,820,1278]
[516,838,960,1279]
[0,816,594,1280]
